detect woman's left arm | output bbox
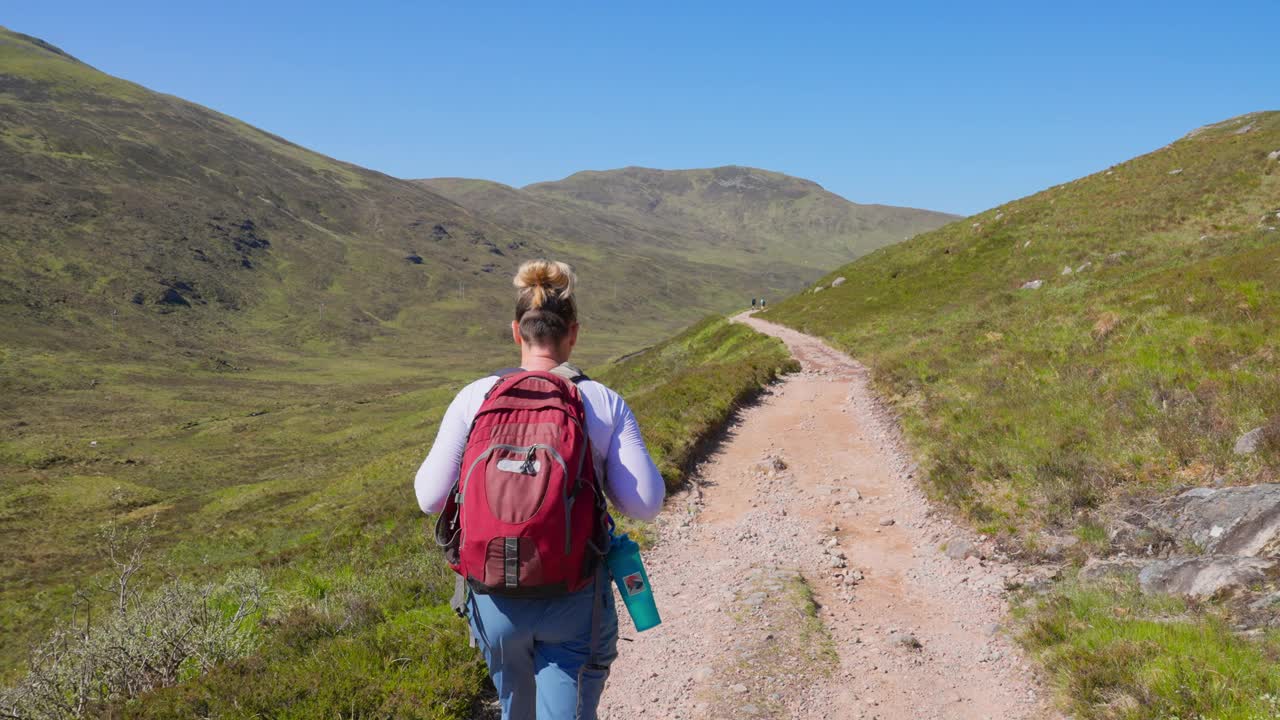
[601,396,666,521]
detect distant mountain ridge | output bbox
[0,23,954,366]
[424,166,956,284]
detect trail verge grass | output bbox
[1017,578,1280,720]
[596,315,799,489]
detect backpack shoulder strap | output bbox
[482,367,523,400]
[482,364,586,401]
[551,362,589,383]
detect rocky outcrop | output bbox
[1137,556,1277,599]
[1235,427,1264,455]
[1142,485,1280,557]
[1038,533,1080,560]
[157,287,190,307]
[1105,484,1280,600]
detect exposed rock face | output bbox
[1145,485,1280,557]
[1020,279,1043,290]
[1104,484,1280,601]
[157,286,191,307]
[1137,556,1277,599]
[831,276,847,288]
[1038,534,1080,560]
[1235,427,1264,455]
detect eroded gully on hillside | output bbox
[597,313,1059,720]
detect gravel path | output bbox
[597,313,1059,720]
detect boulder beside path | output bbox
[1107,483,1280,600]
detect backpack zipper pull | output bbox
[519,447,537,475]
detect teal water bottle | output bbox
[605,533,661,631]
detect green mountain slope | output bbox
[763,111,1280,539]
[0,26,547,666]
[0,31,525,357]
[0,25,953,675]
[424,167,956,294]
[3,28,923,373]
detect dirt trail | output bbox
[599,313,1057,720]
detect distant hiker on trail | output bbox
[416,259,665,720]
[751,297,758,309]
[760,298,767,309]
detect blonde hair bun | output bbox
[514,259,575,309]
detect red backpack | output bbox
[435,365,610,599]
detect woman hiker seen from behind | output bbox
[416,259,665,719]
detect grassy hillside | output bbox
[0,316,795,716]
[0,26,845,678]
[763,111,1280,541]
[0,27,792,365]
[0,24,519,669]
[422,168,955,302]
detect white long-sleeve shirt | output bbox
[414,374,665,521]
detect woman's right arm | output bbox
[414,383,484,514]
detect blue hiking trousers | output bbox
[468,572,619,720]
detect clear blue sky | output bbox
[7,1,1277,215]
